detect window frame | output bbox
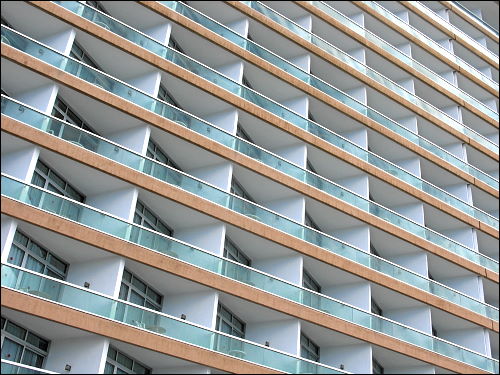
[302,268,321,293]
[119,268,163,312]
[1,316,50,369]
[304,211,321,232]
[146,138,181,171]
[51,96,98,135]
[371,298,383,316]
[133,199,174,237]
[300,332,320,362]
[157,84,182,110]
[216,303,246,339]
[224,237,251,267]
[372,357,384,374]
[104,345,151,374]
[8,230,69,280]
[31,159,85,203]
[168,35,185,54]
[231,177,255,203]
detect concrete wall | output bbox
[163,290,218,329]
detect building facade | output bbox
[0,1,498,374]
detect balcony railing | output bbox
[1,27,498,273]
[303,0,498,121]
[43,3,500,191]
[0,359,58,374]
[236,1,499,152]
[1,264,347,374]
[0,205,498,372]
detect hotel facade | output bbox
[0,1,498,373]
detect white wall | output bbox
[323,281,371,311]
[1,219,17,263]
[288,54,310,72]
[45,335,109,374]
[264,195,305,223]
[439,274,485,301]
[321,343,372,373]
[271,143,307,168]
[203,109,239,134]
[340,128,368,149]
[385,305,432,334]
[331,226,370,252]
[293,14,312,32]
[1,146,40,182]
[14,84,58,114]
[105,124,151,155]
[126,71,162,97]
[394,157,421,177]
[142,22,171,45]
[41,28,76,56]
[346,48,366,65]
[246,319,300,355]
[253,254,303,286]
[442,142,466,160]
[85,187,138,222]
[396,116,418,133]
[188,163,233,192]
[176,223,226,256]
[440,328,491,356]
[281,96,308,117]
[164,290,218,329]
[441,183,471,203]
[390,202,425,224]
[66,255,125,298]
[338,174,369,198]
[440,104,461,122]
[389,251,428,277]
[441,227,477,250]
[216,61,244,83]
[226,18,249,38]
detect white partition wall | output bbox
[322,343,372,373]
[44,335,109,374]
[0,219,18,263]
[1,146,39,182]
[246,319,301,355]
[163,290,219,329]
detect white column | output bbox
[14,84,59,114]
[40,28,76,56]
[1,218,18,263]
[104,124,151,155]
[1,146,40,182]
[163,290,219,329]
[126,71,162,97]
[86,187,139,222]
[141,22,172,45]
[44,335,109,374]
[226,18,249,38]
[216,61,244,83]
[246,319,301,355]
[253,254,303,286]
[322,343,372,373]
[176,223,226,257]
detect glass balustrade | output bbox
[1,360,57,374]
[235,1,499,154]
[1,162,499,325]
[39,4,500,192]
[305,1,498,122]
[452,1,499,37]
[1,26,498,272]
[0,264,347,374]
[2,94,499,280]
[411,1,499,63]
[0,235,498,371]
[357,1,499,92]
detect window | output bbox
[1,17,12,28]
[119,269,163,312]
[133,199,173,236]
[1,317,49,369]
[157,84,182,109]
[86,1,109,14]
[104,346,151,374]
[308,111,316,123]
[371,298,383,316]
[231,178,254,202]
[146,138,181,171]
[216,303,245,339]
[7,230,68,280]
[432,325,438,337]
[305,212,321,232]
[372,358,384,374]
[31,159,85,202]
[51,96,98,135]
[302,268,321,293]
[306,159,317,174]
[224,237,251,266]
[236,123,253,143]
[168,36,184,54]
[70,40,102,71]
[300,332,320,362]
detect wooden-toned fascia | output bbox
[2,47,498,281]
[356,1,499,94]
[29,0,500,197]
[401,0,499,68]
[1,201,497,374]
[224,1,499,146]
[439,1,499,43]
[296,1,498,128]
[1,288,281,374]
